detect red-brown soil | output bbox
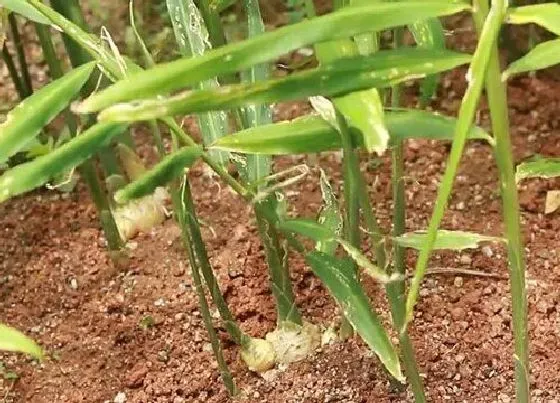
[1,6,560,403]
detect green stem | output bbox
[405,0,506,329]
[197,0,227,49]
[176,180,250,346]
[34,23,123,252]
[7,13,32,97]
[176,181,237,396]
[303,0,316,18]
[255,202,302,325]
[336,110,361,338]
[388,63,426,402]
[49,0,91,70]
[242,0,301,326]
[473,1,529,401]
[1,44,27,100]
[80,162,123,251]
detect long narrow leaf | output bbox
[166,0,229,166]
[315,28,388,155]
[211,109,492,155]
[115,146,202,204]
[506,4,560,36]
[97,49,471,122]
[395,230,503,251]
[516,157,560,182]
[306,252,404,382]
[0,0,49,24]
[503,39,560,79]
[0,61,96,163]
[409,18,445,104]
[0,123,126,202]
[74,2,471,112]
[404,0,508,330]
[317,170,343,255]
[241,0,273,183]
[277,218,392,283]
[0,324,43,360]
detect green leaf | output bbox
[277,218,335,242]
[516,156,560,183]
[23,0,131,81]
[334,89,388,155]
[97,49,471,122]
[209,0,236,13]
[0,0,49,24]
[395,229,503,251]
[0,7,8,49]
[387,108,494,144]
[0,61,96,164]
[0,123,126,203]
[506,4,560,36]
[409,18,445,104]
[503,39,560,79]
[315,33,388,156]
[241,0,273,184]
[317,170,343,255]
[0,324,43,360]
[76,2,471,112]
[278,218,391,283]
[115,146,203,204]
[166,0,229,166]
[305,252,404,382]
[211,109,492,155]
[404,0,508,330]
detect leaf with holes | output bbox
[76,2,471,112]
[516,156,560,183]
[97,49,471,122]
[409,18,445,104]
[211,109,492,155]
[306,252,404,382]
[395,230,503,251]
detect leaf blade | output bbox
[0,122,126,202]
[0,61,96,164]
[306,252,404,382]
[409,18,446,104]
[97,49,472,122]
[516,157,560,182]
[395,229,503,251]
[503,39,560,79]
[115,146,202,204]
[0,0,49,24]
[211,109,491,155]
[507,4,560,36]
[0,323,43,360]
[76,2,471,112]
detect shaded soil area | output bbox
[1,6,560,403]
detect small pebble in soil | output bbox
[454,276,464,288]
[482,245,494,257]
[460,255,472,265]
[69,278,78,290]
[154,298,166,307]
[113,392,126,403]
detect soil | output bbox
[1,5,560,403]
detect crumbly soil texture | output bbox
[1,7,560,403]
